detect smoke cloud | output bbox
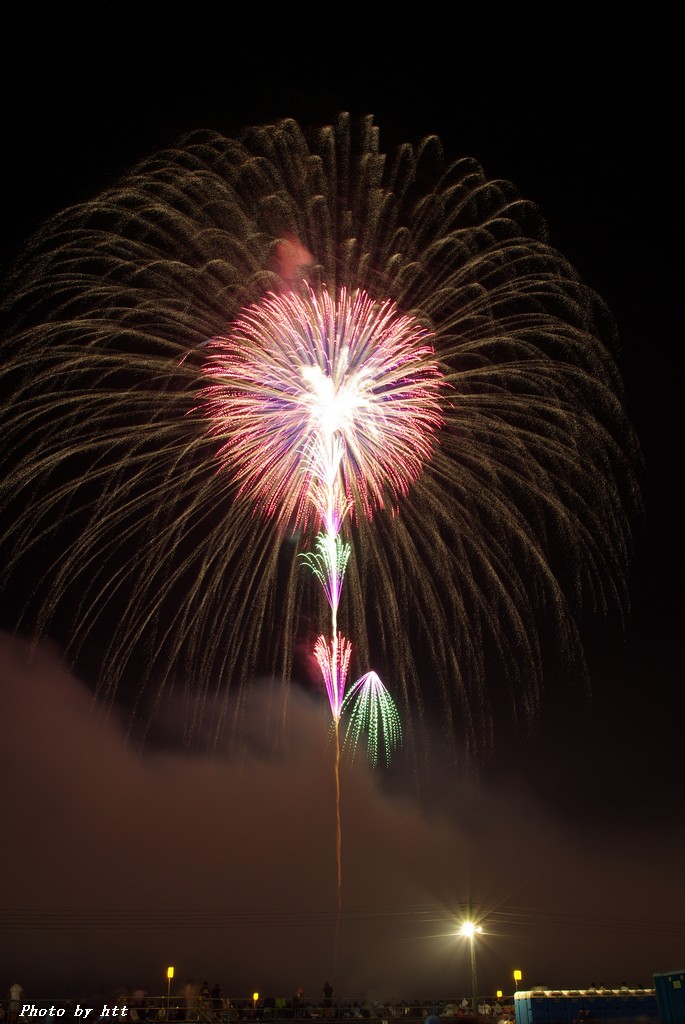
[1,635,682,1001]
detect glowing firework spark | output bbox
[300,534,351,619]
[0,114,640,765]
[314,634,352,723]
[341,672,402,768]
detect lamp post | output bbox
[514,971,522,992]
[459,921,482,1020]
[166,967,174,1022]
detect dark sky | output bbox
[1,0,683,1004]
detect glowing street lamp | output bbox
[514,971,522,992]
[253,993,259,1019]
[166,968,174,1022]
[459,921,483,1019]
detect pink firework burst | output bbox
[314,633,353,723]
[198,285,445,531]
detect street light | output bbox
[459,921,483,1019]
[166,968,174,1022]
[514,971,522,992]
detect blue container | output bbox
[653,971,685,1024]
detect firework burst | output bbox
[0,115,640,761]
[198,286,444,531]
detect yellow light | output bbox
[253,994,259,1004]
[497,992,503,1000]
[514,971,522,982]
[459,921,483,938]
[167,967,175,980]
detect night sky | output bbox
[1,1,683,1004]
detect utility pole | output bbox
[469,899,478,1021]
[459,899,481,1021]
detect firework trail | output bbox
[198,285,444,920]
[0,114,640,770]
